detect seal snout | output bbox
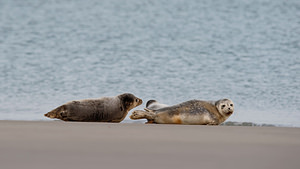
[227,111,233,114]
[227,107,234,114]
[137,98,143,105]
[227,109,234,115]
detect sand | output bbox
[0,120,299,169]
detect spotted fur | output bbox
[130,99,234,125]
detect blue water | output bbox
[0,0,299,126]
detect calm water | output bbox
[0,0,299,126]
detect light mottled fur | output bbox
[45,93,142,122]
[130,99,234,125]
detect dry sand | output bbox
[0,120,299,169]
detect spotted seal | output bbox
[45,93,142,122]
[130,99,234,125]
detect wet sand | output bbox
[0,120,299,169]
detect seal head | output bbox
[119,93,143,112]
[215,99,234,117]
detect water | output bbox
[0,0,299,126]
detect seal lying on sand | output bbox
[45,93,142,122]
[130,99,234,125]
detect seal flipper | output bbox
[146,100,157,108]
[44,105,66,119]
[130,109,156,120]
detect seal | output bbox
[45,93,143,122]
[146,100,169,110]
[130,99,234,125]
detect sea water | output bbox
[0,0,299,126]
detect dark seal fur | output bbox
[45,93,142,122]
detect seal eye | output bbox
[230,104,233,106]
[221,105,225,109]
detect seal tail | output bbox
[44,105,65,119]
[129,108,156,120]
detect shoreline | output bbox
[1,120,300,169]
[2,119,296,128]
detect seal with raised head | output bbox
[130,99,234,125]
[45,93,143,122]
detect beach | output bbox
[0,121,299,169]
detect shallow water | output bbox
[0,0,299,126]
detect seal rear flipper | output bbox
[144,108,154,112]
[44,105,66,119]
[146,100,157,108]
[129,110,156,120]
